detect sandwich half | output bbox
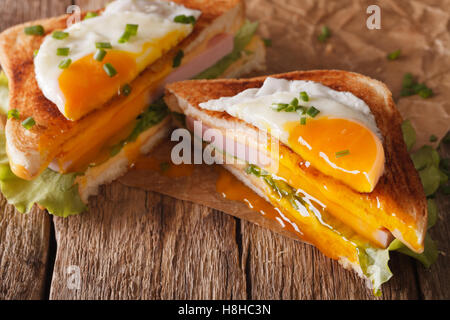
[164,70,430,294]
[0,0,266,216]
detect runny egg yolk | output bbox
[285,117,385,193]
[59,50,137,121]
[58,29,186,121]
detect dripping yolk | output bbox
[58,50,137,121]
[286,117,385,193]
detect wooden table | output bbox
[0,0,448,300]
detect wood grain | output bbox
[50,184,246,299]
[0,0,71,300]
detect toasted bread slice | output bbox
[0,0,245,180]
[164,70,427,253]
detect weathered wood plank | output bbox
[50,183,246,299]
[0,0,71,300]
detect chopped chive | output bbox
[103,63,117,77]
[173,50,184,68]
[95,42,112,49]
[125,24,138,36]
[387,49,401,60]
[430,134,438,142]
[335,150,350,158]
[318,26,331,42]
[272,103,288,111]
[33,49,39,57]
[118,24,138,43]
[306,106,320,118]
[300,91,309,102]
[84,12,98,20]
[118,31,131,44]
[174,15,196,24]
[121,83,132,96]
[296,106,307,115]
[263,38,272,47]
[290,97,299,107]
[58,58,72,69]
[22,117,35,130]
[56,47,70,56]
[7,109,19,120]
[52,31,69,40]
[300,117,306,125]
[418,87,433,99]
[401,73,433,99]
[24,25,44,36]
[160,162,170,172]
[94,49,107,61]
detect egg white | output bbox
[199,77,382,146]
[34,0,201,115]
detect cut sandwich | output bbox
[0,0,266,216]
[164,70,432,294]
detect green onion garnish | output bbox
[401,73,433,99]
[263,38,272,47]
[96,42,112,49]
[52,31,69,40]
[318,26,331,42]
[103,63,117,77]
[58,58,72,69]
[174,15,196,24]
[335,150,350,158]
[118,24,139,43]
[290,97,299,107]
[300,91,309,102]
[125,24,138,36]
[387,49,401,60]
[56,47,70,56]
[300,117,306,125]
[429,134,438,142]
[84,12,99,20]
[306,106,320,118]
[94,49,107,61]
[7,109,19,120]
[24,25,44,36]
[121,83,132,96]
[272,103,288,111]
[173,50,184,68]
[22,117,35,130]
[33,49,39,57]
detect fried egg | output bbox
[35,0,201,121]
[199,77,385,193]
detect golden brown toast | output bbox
[164,70,428,253]
[0,0,245,180]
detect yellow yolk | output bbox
[286,117,385,193]
[59,51,137,121]
[58,29,187,121]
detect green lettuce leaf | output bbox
[110,99,169,156]
[193,20,259,80]
[0,70,9,114]
[358,246,393,296]
[388,235,438,269]
[0,133,86,217]
[0,76,86,217]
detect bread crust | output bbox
[164,70,427,253]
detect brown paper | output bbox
[124,0,450,241]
